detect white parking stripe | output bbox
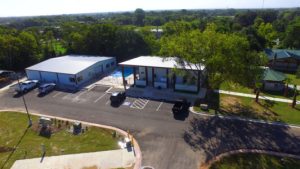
[74,90,87,99]
[105,101,110,105]
[52,92,62,98]
[94,93,107,103]
[156,102,163,111]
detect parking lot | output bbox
[4,85,176,114]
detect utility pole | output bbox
[16,73,32,127]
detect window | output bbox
[111,62,115,66]
[69,77,75,82]
[106,64,110,68]
[77,76,83,82]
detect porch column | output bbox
[152,67,155,87]
[197,70,201,93]
[133,67,137,86]
[173,74,176,91]
[145,66,148,86]
[122,66,126,90]
[166,68,169,88]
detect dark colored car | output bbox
[172,99,190,114]
[110,92,126,106]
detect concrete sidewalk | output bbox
[11,149,135,169]
[215,89,300,104]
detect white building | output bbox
[119,56,206,93]
[26,55,116,88]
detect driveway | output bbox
[1,86,300,169]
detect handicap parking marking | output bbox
[94,93,107,103]
[130,98,149,109]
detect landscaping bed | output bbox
[0,111,119,169]
[209,153,300,169]
[194,93,300,125]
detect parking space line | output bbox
[94,93,107,103]
[52,92,63,98]
[105,100,110,105]
[74,90,87,99]
[105,87,113,93]
[156,102,163,111]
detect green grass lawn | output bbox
[0,111,119,169]
[219,81,297,99]
[194,93,300,125]
[285,73,300,86]
[210,153,300,169]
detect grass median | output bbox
[0,111,119,169]
[194,93,300,125]
[210,153,300,169]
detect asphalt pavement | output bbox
[1,85,300,169]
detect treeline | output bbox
[0,8,299,71]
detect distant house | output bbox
[265,49,300,72]
[150,28,163,38]
[262,68,287,91]
[119,56,206,93]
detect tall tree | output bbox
[160,24,267,89]
[134,8,146,26]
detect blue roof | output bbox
[265,49,300,60]
[26,55,115,75]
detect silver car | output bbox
[38,83,56,94]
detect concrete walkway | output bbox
[11,149,135,169]
[215,89,300,104]
[0,78,26,93]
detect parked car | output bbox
[38,83,56,94]
[110,92,126,106]
[172,99,190,114]
[15,80,39,93]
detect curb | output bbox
[200,149,300,169]
[0,110,142,169]
[189,107,300,129]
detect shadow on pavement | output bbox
[183,116,300,163]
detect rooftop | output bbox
[26,55,114,75]
[263,68,287,82]
[265,49,300,60]
[119,56,205,71]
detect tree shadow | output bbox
[0,126,30,169]
[183,116,300,163]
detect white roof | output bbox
[119,56,204,70]
[26,55,114,74]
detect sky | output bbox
[0,0,299,17]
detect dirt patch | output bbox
[221,96,241,107]
[0,146,15,153]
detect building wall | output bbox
[26,70,41,80]
[154,68,167,82]
[263,81,285,91]
[76,57,116,85]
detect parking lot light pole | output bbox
[16,73,32,127]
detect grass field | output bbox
[210,153,300,169]
[285,73,300,86]
[194,93,300,125]
[219,81,297,99]
[0,111,119,169]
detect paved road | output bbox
[1,86,300,169]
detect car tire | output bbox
[24,89,28,93]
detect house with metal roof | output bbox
[26,55,116,88]
[119,56,206,93]
[265,49,300,72]
[262,68,287,91]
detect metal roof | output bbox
[26,55,114,75]
[119,56,205,71]
[265,49,300,60]
[263,68,286,82]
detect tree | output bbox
[283,17,300,49]
[134,8,145,26]
[257,22,278,48]
[292,85,298,108]
[160,24,267,89]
